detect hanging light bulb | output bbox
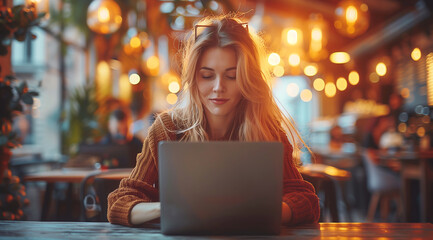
[87,0,122,34]
[308,14,328,61]
[334,0,369,38]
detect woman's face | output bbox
[196,47,242,120]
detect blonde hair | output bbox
[166,14,308,164]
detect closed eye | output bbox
[225,75,236,80]
[201,74,214,79]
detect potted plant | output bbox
[0,75,37,220]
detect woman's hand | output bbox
[130,202,161,225]
[282,201,292,224]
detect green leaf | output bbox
[29,91,39,97]
[21,93,33,105]
[17,81,27,94]
[0,135,8,146]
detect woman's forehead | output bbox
[198,47,237,68]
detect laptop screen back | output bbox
[158,141,283,235]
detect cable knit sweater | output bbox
[107,112,320,226]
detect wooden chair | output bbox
[80,169,128,221]
[362,152,402,222]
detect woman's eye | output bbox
[226,75,236,80]
[201,74,213,79]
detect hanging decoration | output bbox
[308,14,328,61]
[334,0,370,38]
[87,0,122,34]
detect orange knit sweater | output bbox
[107,112,320,226]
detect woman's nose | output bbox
[213,76,225,92]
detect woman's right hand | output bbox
[130,202,161,225]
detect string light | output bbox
[268,53,281,66]
[330,52,350,64]
[288,54,301,67]
[87,0,122,34]
[376,62,387,76]
[336,77,347,91]
[300,89,313,102]
[324,82,336,97]
[313,78,325,91]
[411,48,421,61]
[304,65,318,76]
[273,66,285,77]
[348,71,359,85]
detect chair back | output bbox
[361,150,400,193]
[80,170,123,221]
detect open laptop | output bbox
[158,141,283,235]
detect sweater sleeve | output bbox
[281,138,320,225]
[107,113,176,226]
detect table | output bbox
[24,168,132,220]
[378,150,433,222]
[299,164,352,222]
[0,221,432,239]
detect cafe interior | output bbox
[1,0,433,234]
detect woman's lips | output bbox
[210,98,229,105]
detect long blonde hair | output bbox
[166,14,308,163]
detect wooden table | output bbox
[24,168,132,220]
[379,150,433,223]
[300,164,352,222]
[0,221,432,239]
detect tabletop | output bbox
[24,168,133,183]
[0,221,432,239]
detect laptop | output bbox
[158,141,283,235]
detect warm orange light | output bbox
[334,0,370,38]
[166,93,178,105]
[376,62,387,76]
[336,77,347,91]
[129,73,140,85]
[273,66,285,77]
[287,29,298,45]
[411,48,421,61]
[311,27,322,41]
[313,78,325,91]
[119,74,132,103]
[330,52,350,64]
[346,6,358,24]
[401,88,410,98]
[146,56,160,70]
[398,123,407,133]
[96,61,111,98]
[369,72,379,83]
[304,65,318,76]
[348,71,359,85]
[427,53,433,105]
[300,89,313,102]
[130,36,141,48]
[288,54,300,67]
[98,7,110,22]
[417,127,426,137]
[168,82,180,93]
[87,0,122,34]
[325,82,336,97]
[268,53,281,66]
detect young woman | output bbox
[107,15,320,226]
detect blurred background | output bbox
[1,0,433,223]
